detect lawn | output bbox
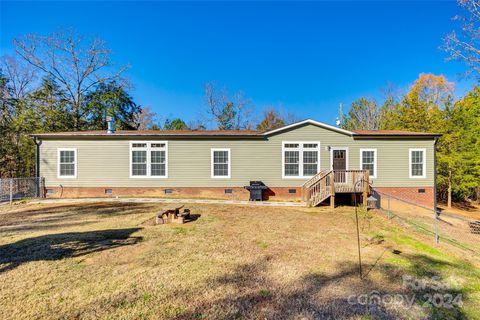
[0,201,479,320]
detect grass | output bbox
[0,201,479,319]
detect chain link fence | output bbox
[373,190,480,257]
[0,177,45,204]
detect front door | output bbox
[332,149,347,183]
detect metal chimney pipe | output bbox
[106,116,115,134]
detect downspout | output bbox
[33,137,42,197]
[434,136,439,244]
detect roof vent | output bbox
[106,116,115,134]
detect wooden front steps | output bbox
[302,170,370,207]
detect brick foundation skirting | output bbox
[373,187,434,209]
[44,186,303,201]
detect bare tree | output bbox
[284,111,300,125]
[1,56,37,99]
[135,106,158,130]
[341,97,380,131]
[13,29,129,129]
[443,0,480,78]
[203,82,253,130]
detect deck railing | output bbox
[333,170,369,193]
[303,170,369,206]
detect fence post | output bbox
[387,195,391,218]
[41,177,45,198]
[9,179,13,205]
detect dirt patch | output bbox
[439,202,480,220]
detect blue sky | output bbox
[0,1,474,126]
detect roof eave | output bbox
[353,134,442,139]
[262,119,354,136]
[30,133,264,139]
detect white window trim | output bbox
[129,141,168,179]
[57,148,77,179]
[211,148,231,179]
[329,147,349,171]
[281,141,321,179]
[360,148,377,179]
[409,148,426,179]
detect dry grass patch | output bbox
[0,201,478,319]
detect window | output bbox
[151,149,166,176]
[282,142,320,178]
[360,149,377,179]
[211,149,230,178]
[130,141,168,178]
[409,148,426,178]
[57,148,77,178]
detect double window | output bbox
[57,148,77,178]
[360,149,377,179]
[211,148,231,178]
[409,148,426,178]
[282,142,320,178]
[130,142,168,178]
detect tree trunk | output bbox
[74,95,81,131]
[447,169,452,209]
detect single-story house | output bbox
[31,119,440,208]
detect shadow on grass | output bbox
[173,253,471,320]
[185,213,201,223]
[0,228,142,273]
[0,203,160,233]
[1,202,158,222]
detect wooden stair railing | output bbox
[302,169,330,190]
[302,169,333,207]
[303,169,370,207]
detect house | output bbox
[31,119,440,208]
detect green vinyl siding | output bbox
[39,123,435,188]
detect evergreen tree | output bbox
[28,76,72,131]
[84,81,141,130]
[163,118,189,130]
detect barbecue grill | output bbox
[244,181,268,201]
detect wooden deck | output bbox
[302,170,369,207]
